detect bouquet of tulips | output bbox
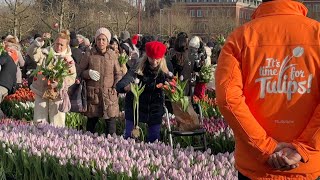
[213,35,226,56]
[157,75,199,131]
[193,95,220,118]
[31,48,73,100]
[118,52,129,65]
[199,65,213,83]
[118,52,129,75]
[157,75,189,111]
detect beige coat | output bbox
[29,43,76,127]
[79,47,122,119]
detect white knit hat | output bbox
[95,28,111,43]
[189,36,201,49]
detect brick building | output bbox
[170,0,261,37]
[168,0,320,38]
[304,0,320,21]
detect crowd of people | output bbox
[0,27,218,140]
[1,0,320,179]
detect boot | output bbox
[105,118,116,135]
[86,117,99,133]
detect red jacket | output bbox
[215,0,320,179]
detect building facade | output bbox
[169,0,320,38]
[181,0,261,37]
[305,0,320,21]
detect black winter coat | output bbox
[71,47,84,73]
[116,64,167,126]
[0,54,17,93]
[71,47,83,64]
[171,50,194,96]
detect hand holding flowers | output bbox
[157,75,200,131]
[130,78,145,139]
[31,48,74,100]
[157,75,189,111]
[198,65,213,83]
[118,52,129,65]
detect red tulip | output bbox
[156,83,163,89]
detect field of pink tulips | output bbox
[0,119,237,179]
[0,85,237,179]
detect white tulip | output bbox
[134,78,140,84]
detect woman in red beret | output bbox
[116,41,170,142]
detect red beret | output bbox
[132,35,139,45]
[145,41,167,59]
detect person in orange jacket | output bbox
[215,0,320,179]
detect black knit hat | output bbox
[34,33,41,40]
[70,31,77,39]
[70,31,79,47]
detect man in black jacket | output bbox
[0,53,17,118]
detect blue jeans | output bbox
[124,119,161,143]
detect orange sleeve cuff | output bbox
[292,141,309,163]
[258,138,278,164]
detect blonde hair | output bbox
[6,37,18,44]
[57,30,70,43]
[4,37,20,51]
[136,55,169,76]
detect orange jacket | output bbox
[215,0,320,179]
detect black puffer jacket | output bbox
[116,63,167,125]
[0,54,17,93]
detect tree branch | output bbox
[40,17,58,33]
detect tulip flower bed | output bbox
[0,119,237,179]
[0,81,86,129]
[0,80,36,121]
[162,113,234,154]
[0,87,35,121]
[0,81,234,155]
[203,117,235,154]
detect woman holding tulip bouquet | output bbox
[116,41,170,142]
[30,30,76,127]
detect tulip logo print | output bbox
[255,46,313,100]
[292,46,304,57]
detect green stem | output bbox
[136,100,139,127]
[133,100,136,127]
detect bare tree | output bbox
[202,7,236,38]
[0,0,33,39]
[35,0,71,33]
[165,4,195,36]
[141,13,159,36]
[102,0,139,36]
[0,0,143,39]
